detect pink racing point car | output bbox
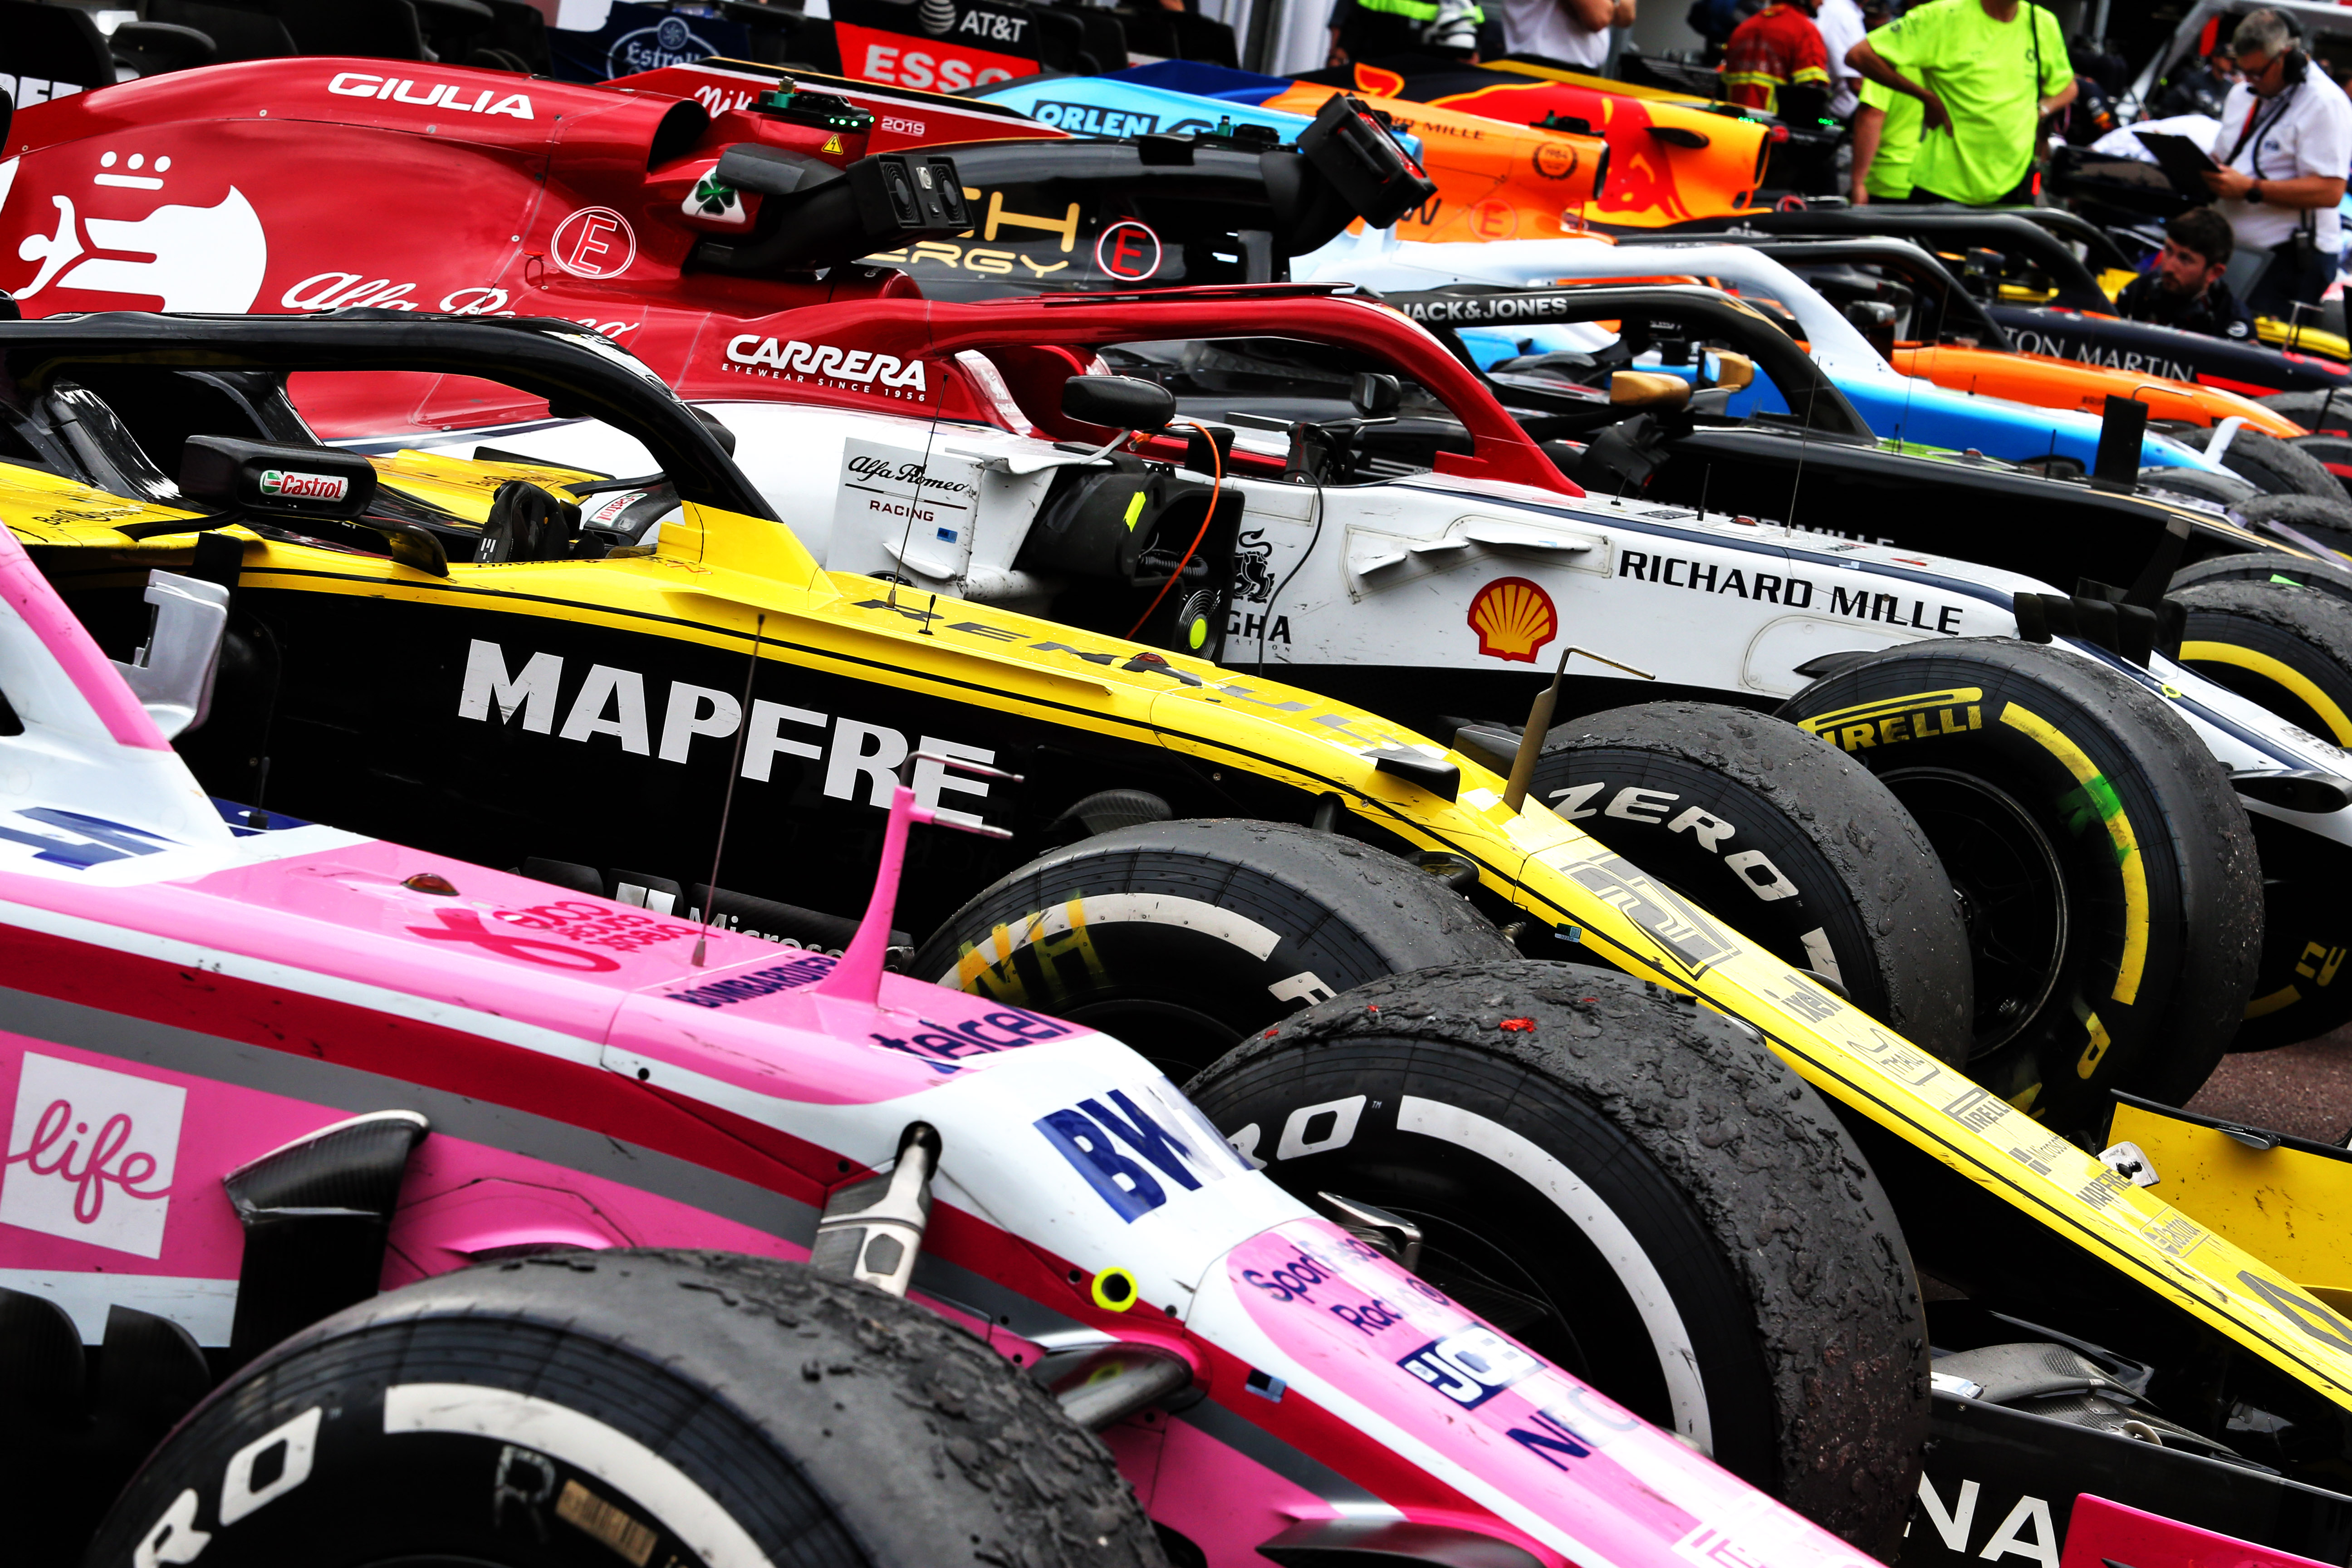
[0,527,1874,1567]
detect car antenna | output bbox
[1785,377,1820,533]
[692,612,765,968]
[1500,642,1655,814]
[813,750,1022,1007]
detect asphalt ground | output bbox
[2184,1022,2352,1144]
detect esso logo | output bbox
[551,207,638,279]
[1095,220,1162,282]
[1470,199,1519,240]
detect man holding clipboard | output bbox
[2197,9,2350,318]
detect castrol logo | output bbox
[259,470,349,502]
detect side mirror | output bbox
[1843,299,1899,358]
[180,435,376,519]
[1350,372,1402,418]
[1062,374,1177,434]
[1607,371,1693,413]
[691,403,739,456]
[1702,351,1756,393]
[112,570,228,740]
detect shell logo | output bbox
[1468,577,1558,663]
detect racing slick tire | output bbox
[2171,580,2352,748]
[1778,639,2261,1126]
[2167,580,2352,1051]
[915,820,1518,1079]
[2136,463,2259,509]
[2258,390,2352,435]
[84,1250,1160,1568]
[2220,429,2344,500]
[2287,432,2352,500]
[1186,963,1929,1556]
[1528,701,1972,1065]
[2172,547,2352,604]
[2230,494,2352,559]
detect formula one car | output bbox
[0,509,1900,1568]
[976,63,1615,247]
[0,54,1431,328]
[15,295,2294,1124]
[1297,230,2248,491]
[0,50,2307,1067]
[1298,54,1838,210]
[1302,227,2350,525]
[17,312,2352,1568]
[1707,233,2306,439]
[1700,206,2352,398]
[374,252,2352,1073]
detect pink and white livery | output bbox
[0,521,1878,1565]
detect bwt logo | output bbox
[724,336,929,395]
[1037,1089,1221,1222]
[258,470,348,502]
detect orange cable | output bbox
[1122,417,1224,642]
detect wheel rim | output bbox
[1272,1153,1695,1451]
[1059,996,1240,1080]
[1881,767,2068,1060]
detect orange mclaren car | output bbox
[1301,59,1774,227]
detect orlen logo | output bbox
[724,336,928,397]
[259,469,348,502]
[1035,1081,1244,1223]
[0,1053,183,1258]
[327,71,533,120]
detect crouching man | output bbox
[2116,206,2259,341]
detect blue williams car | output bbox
[1296,227,2240,480]
[975,71,1426,161]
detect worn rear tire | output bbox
[1778,638,2260,1124]
[2223,429,2344,500]
[1529,701,1971,1064]
[2171,580,2352,748]
[2230,494,2352,559]
[2288,432,2352,500]
[2257,390,2352,434]
[86,1250,1161,1568]
[1186,963,1928,1556]
[2168,582,2352,1050]
[2138,463,2258,510]
[915,819,1519,1079]
[2172,548,2352,605]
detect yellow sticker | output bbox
[1092,1268,1140,1312]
